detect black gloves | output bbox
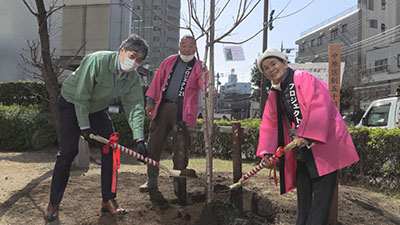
[136,140,148,164]
[80,128,96,142]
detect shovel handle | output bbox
[89,134,184,177]
[90,134,108,144]
[89,134,158,167]
[284,140,297,152]
[228,140,299,190]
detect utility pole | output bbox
[260,0,269,116]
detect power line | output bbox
[277,0,316,19]
[297,0,399,62]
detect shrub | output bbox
[0,104,57,151]
[0,81,49,107]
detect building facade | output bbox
[131,0,180,79]
[295,0,400,108]
[216,69,252,120]
[60,0,133,70]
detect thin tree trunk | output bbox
[35,0,60,141]
[205,0,215,204]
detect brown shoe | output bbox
[44,202,59,222]
[101,199,127,215]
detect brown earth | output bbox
[0,148,400,225]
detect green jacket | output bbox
[61,51,144,140]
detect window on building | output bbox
[382,0,386,10]
[330,28,338,40]
[397,54,400,67]
[311,39,315,47]
[381,23,386,32]
[370,19,378,28]
[341,24,347,33]
[369,0,374,10]
[317,36,323,46]
[299,44,305,53]
[374,58,388,72]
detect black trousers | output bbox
[49,95,115,205]
[295,161,337,225]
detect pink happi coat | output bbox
[257,70,359,193]
[146,54,208,126]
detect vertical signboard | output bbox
[328,44,341,224]
[328,44,341,110]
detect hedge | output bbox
[341,127,400,188]
[0,104,57,151]
[0,81,49,107]
[0,80,399,188]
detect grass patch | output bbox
[160,157,271,176]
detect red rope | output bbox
[103,132,120,193]
[269,146,286,186]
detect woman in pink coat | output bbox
[256,48,359,225]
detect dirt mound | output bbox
[1,151,400,225]
[195,200,271,225]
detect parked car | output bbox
[356,96,400,129]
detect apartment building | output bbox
[131,0,180,77]
[296,0,400,106]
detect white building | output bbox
[295,0,400,107]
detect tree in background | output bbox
[250,59,271,103]
[22,0,84,142]
[22,0,64,141]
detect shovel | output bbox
[214,141,298,193]
[90,134,198,178]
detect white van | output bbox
[356,97,400,129]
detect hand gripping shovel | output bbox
[214,141,298,193]
[90,134,198,178]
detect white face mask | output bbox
[120,56,140,72]
[180,54,194,63]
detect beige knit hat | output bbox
[257,47,286,72]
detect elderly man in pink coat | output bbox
[139,35,208,203]
[256,47,359,225]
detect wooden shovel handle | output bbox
[90,133,108,144]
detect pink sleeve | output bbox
[256,91,279,158]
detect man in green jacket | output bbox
[44,34,149,222]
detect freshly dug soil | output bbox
[1,149,400,225]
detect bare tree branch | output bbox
[22,0,38,16]
[46,4,65,20]
[213,0,261,44]
[214,0,230,22]
[218,20,273,45]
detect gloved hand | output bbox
[136,140,148,164]
[80,128,97,142]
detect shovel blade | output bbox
[167,168,198,178]
[213,184,230,193]
[179,168,198,178]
